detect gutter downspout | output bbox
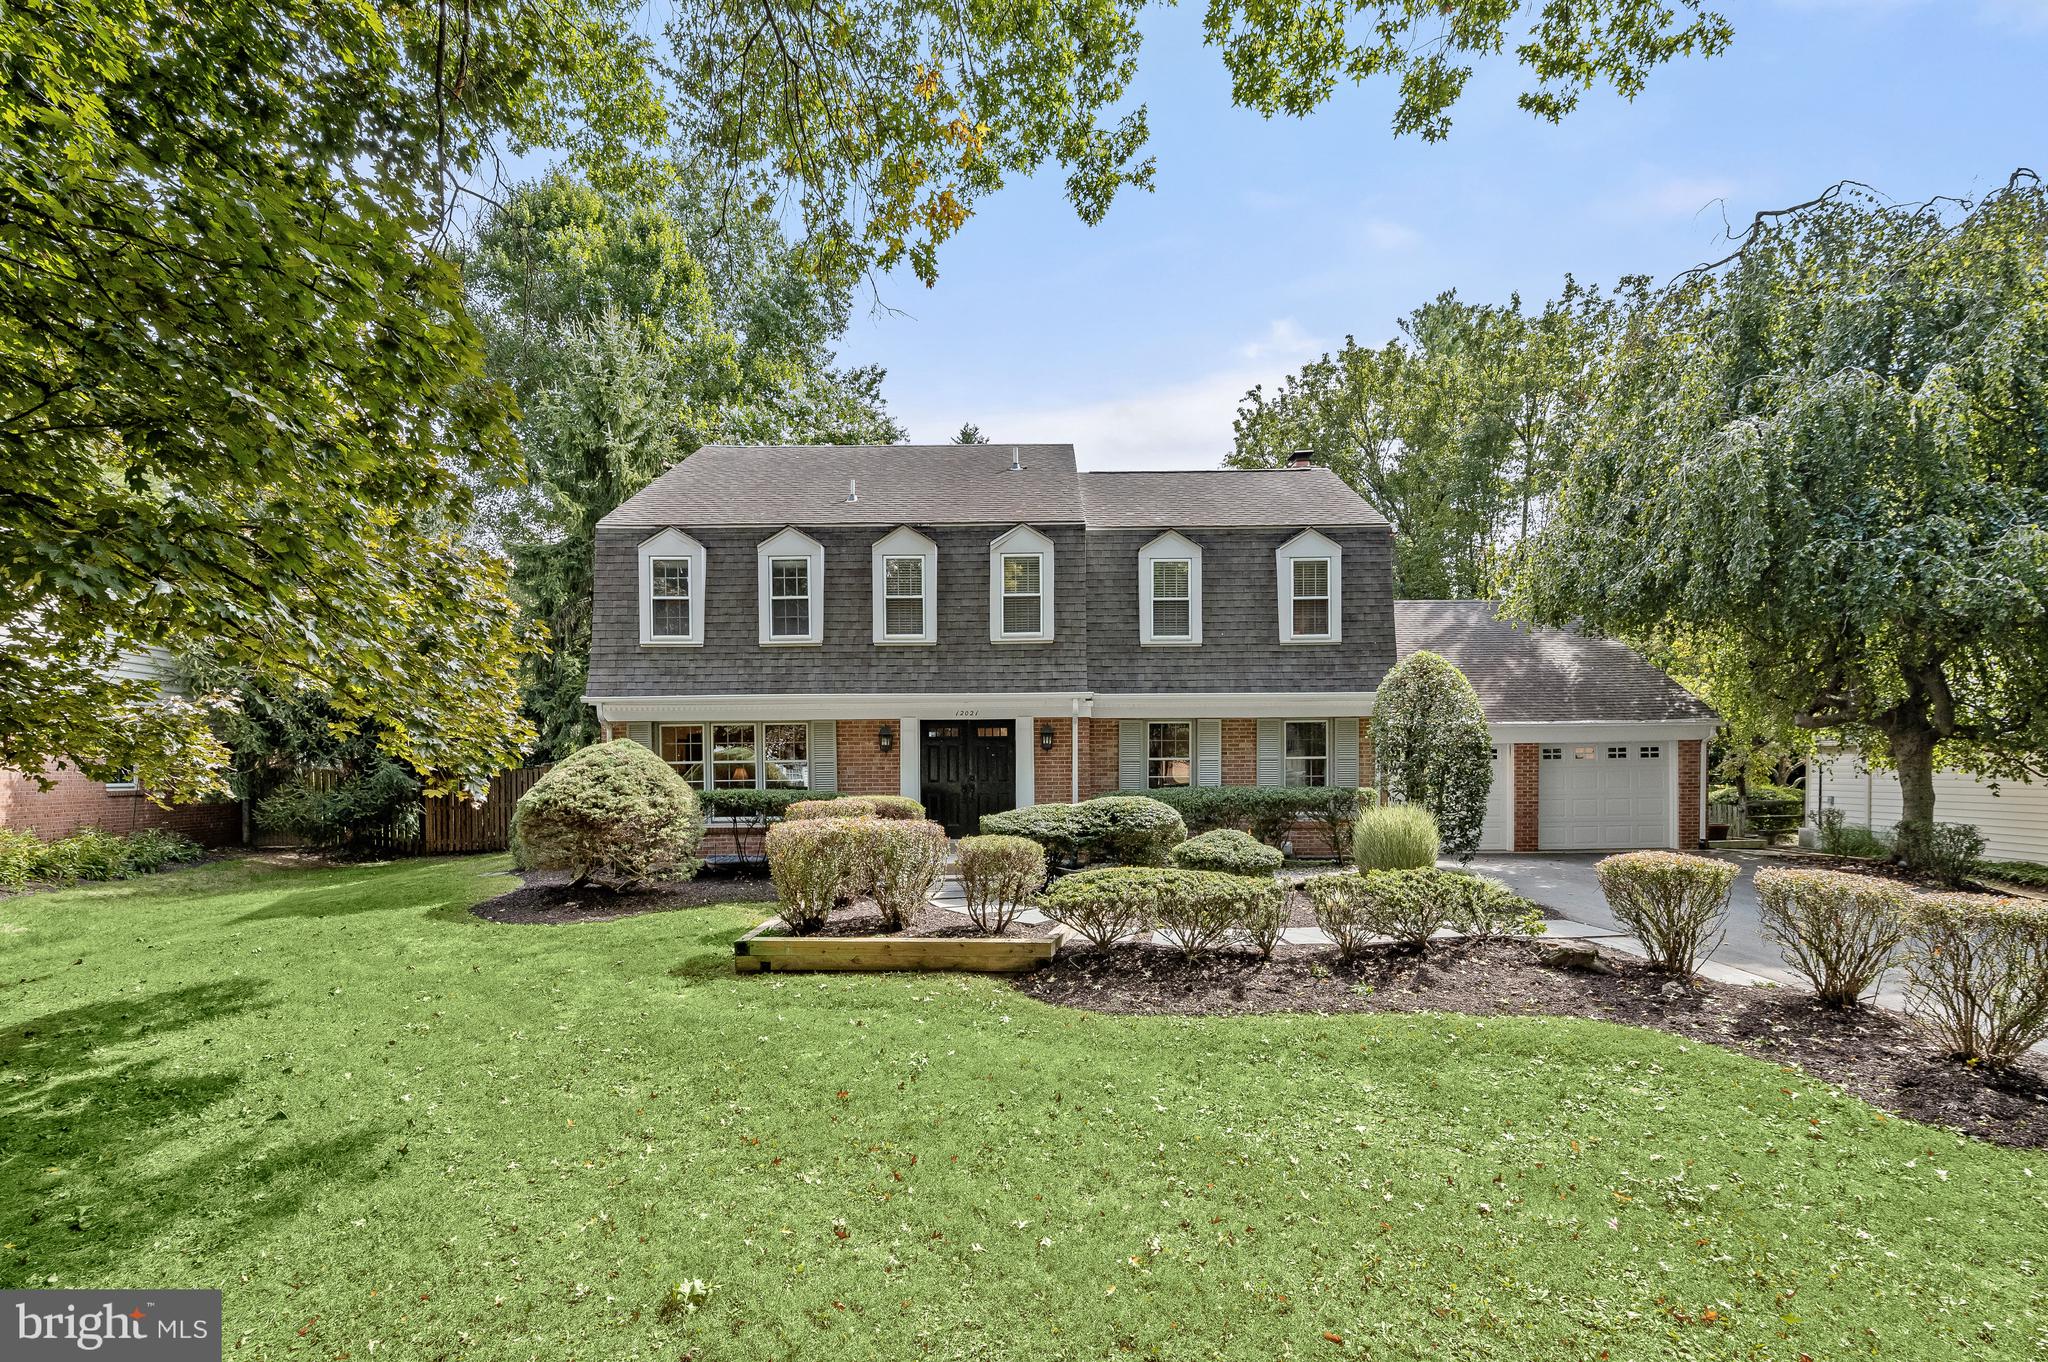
[1069,697,1081,802]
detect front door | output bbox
[921,721,1016,837]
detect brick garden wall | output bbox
[1,767,241,846]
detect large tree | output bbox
[1508,174,2048,839]
[462,175,899,756]
[1230,286,1611,597]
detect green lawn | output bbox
[2,857,2042,1360]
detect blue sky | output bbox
[813,0,2046,468]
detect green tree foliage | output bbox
[1,0,664,797]
[1231,286,1613,596]
[665,1,1729,285]
[1508,174,2048,843]
[951,422,991,445]
[461,175,899,755]
[1369,651,1493,859]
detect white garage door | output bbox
[1478,743,1512,851]
[1538,741,1671,850]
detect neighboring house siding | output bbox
[588,524,1089,697]
[1810,752,2048,863]
[1084,526,1396,693]
[0,767,239,846]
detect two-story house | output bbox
[584,443,1717,850]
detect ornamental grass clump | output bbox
[1755,867,1909,1007]
[1170,828,1283,877]
[955,835,1045,935]
[765,817,875,934]
[509,740,705,891]
[1902,893,2048,1066]
[1594,851,1736,976]
[866,820,950,931]
[1035,866,1158,948]
[1352,803,1440,871]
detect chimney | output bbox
[846,477,859,503]
[1286,449,1316,470]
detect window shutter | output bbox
[809,721,838,793]
[1196,719,1222,787]
[627,721,655,752]
[1332,717,1360,787]
[1256,719,1282,786]
[1119,721,1146,791]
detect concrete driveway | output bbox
[1458,850,1792,984]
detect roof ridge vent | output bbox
[1009,445,1023,472]
[846,477,858,503]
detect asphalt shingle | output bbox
[1079,468,1387,528]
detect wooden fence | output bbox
[422,765,550,854]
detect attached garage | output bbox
[1535,740,1673,851]
[1478,743,1513,852]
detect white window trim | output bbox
[1282,718,1330,788]
[989,524,1056,642]
[1147,719,1194,790]
[664,720,813,794]
[1138,530,1202,646]
[1276,528,1342,644]
[756,527,824,646]
[870,526,938,645]
[638,527,706,647]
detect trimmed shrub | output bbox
[1980,859,2048,890]
[765,817,874,934]
[1171,828,1283,877]
[787,798,876,820]
[1117,785,1368,855]
[511,739,704,891]
[1902,893,2048,1066]
[1036,866,1157,948]
[1437,871,1544,941]
[1370,650,1493,859]
[1593,851,1736,976]
[956,835,1046,935]
[1353,803,1439,871]
[1755,867,1908,1006]
[1236,890,1289,961]
[983,796,1186,866]
[1157,871,1283,960]
[1302,872,1379,961]
[122,829,205,874]
[865,796,926,820]
[1891,819,1985,886]
[867,820,950,931]
[700,788,846,863]
[1817,807,1891,859]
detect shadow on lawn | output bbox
[0,979,380,1283]
[229,858,490,925]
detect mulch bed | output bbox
[763,900,1055,940]
[470,867,777,924]
[1014,937,2048,1150]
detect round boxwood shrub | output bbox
[1352,803,1440,871]
[982,796,1187,866]
[511,739,704,891]
[1170,828,1283,878]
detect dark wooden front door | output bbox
[921,721,1016,837]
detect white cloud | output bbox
[899,321,1324,472]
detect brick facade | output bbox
[1032,717,1073,804]
[1511,743,1541,852]
[833,720,902,797]
[1,767,241,846]
[1220,719,1258,786]
[1678,739,1704,850]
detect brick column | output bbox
[1512,743,1541,852]
[1678,739,1704,849]
[1357,726,1376,789]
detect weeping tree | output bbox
[1509,173,2048,856]
[1370,651,1493,860]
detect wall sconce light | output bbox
[1039,722,1056,752]
[878,723,895,754]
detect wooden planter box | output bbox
[732,918,1058,974]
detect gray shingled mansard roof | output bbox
[1395,600,1716,723]
[600,443,1086,528]
[599,445,1388,530]
[1079,468,1389,528]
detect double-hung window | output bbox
[756,528,824,645]
[650,558,691,639]
[883,557,925,638]
[769,558,810,638]
[1001,554,1043,635]
[1276,529,1342,643]
[1148,721,1192,789]
[668,722,811,793]
[1290,559,1331,637]
[989,525,1055,641]
[659,724,706,785]
[712,723,758,789]
[1151,560,1192,639]
[1139,530,1202,644]
[638,528,705,645]
[1284,721,1328,787]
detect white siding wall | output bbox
[1810,752,2048,863]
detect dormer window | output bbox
[1276,528,1342,643]
[871,526,938,645]
[757,527,824,645]
[989,524,1055,642]
[1138,530,1202,645]
[637,528,706,646]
